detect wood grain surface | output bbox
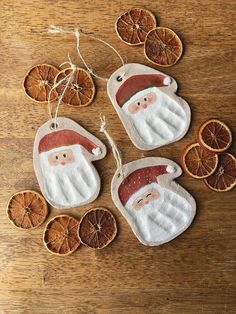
[0,1,235,313]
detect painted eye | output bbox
[137,198,143,204]
[137,102,140,106]
[146,193,152,198]
[63,154,66,158]
[55,156,58,160]
[144,98,147,101]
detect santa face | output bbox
[122,87,187,146]
[125,182,193,244]
[48,148,75,166]
[127,92,156,113]
[39,144,98,208]
[132,187,160,210]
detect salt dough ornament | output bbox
[111,157,196,246]
[33,117,106,209]
[107,63,191,150]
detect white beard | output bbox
[39,145,98,208]
[123,87,187,146]
[125,183,193,245]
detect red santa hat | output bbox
[118,165,175,205]
[38,129,100,155]
[116,74,171,106]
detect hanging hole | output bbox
[50,122,58,130]
[117,173,121,178]
[116,76,123,82]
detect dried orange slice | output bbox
[44,215,80,256]
[55,68,95,107]
[204,153,236,192]
[144,27,183,66]
[181,143,218,179]
[7,190,48,229]
[23,64,59,103]
[115,8,157,46]
[198,119,232,153]
[78,208,117,249]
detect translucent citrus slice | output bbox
[115,8,157,46]
[204,153,236,192]
[181,143,218,179]
[23,64,59,103]
[7,190,48,229]
[55,68,95,107]
[198,119,232,153]
[44,215,80,256]
[144,27,183,66]
[78,208,117,249]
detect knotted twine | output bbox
[48,55,77,128]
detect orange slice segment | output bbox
[144,27,183,66]
[7,190,48,229]
[55,68,95,107]
[204,153,236,192]
[181,143,218,179]
[23,64,59,103]
[44,215,80,256]
[116,8,157,45]
[78,208,117,249]
[198,119,232,153]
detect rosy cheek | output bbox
[134,202,142,209]
[50,160,57,166]
[147,97,153,104]
[128,104,136,113]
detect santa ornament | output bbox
[111,157,196,246]
[99,116,196,246]
[33,117,106,209]
[107,63,191,150]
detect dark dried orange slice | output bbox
[44,215,80,256]
[78,208,117,249]
[181,143,218,179]
[144,27,183,66]
[23,64,59,103]
[7,190,48,229]
[204,153,236,192]
[198,119,232,153]
[55,67,95,107]
[115,8,157,46]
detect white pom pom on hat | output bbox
[163,76,172,85]
[92,147,102,156]
[166,165,175,173]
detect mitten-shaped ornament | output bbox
[34,117,106,209]
[111,157,196,246]
[108,63,191,150]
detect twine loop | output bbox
[48,54,77,126]
[48,25,126,82]
[100,115,124,178]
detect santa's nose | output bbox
[61,161,66,165]
[143,104,148,109]
[144,199,149,204]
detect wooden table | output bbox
[0,1,235,313]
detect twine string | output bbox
[47,54,77,126]
[100,114,124,178]
[48,25,126,82]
